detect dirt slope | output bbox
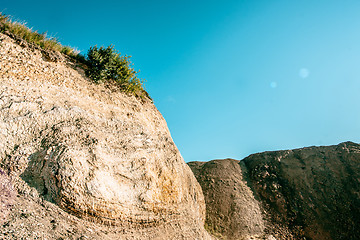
[243,141,360,240]
[188,159,268,240]
[189,142,360,240]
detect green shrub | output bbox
[85,45,148,98]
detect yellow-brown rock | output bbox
[0,33,211,239]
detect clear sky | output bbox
[2,0,360,161]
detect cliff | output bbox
[0,32,211,239]
[188,159,267,240]
[2,23,360,240]
[189,142,360,240]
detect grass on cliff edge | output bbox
[0,13,79,58]
[0,13,150,100]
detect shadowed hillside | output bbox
[189,142,360,240]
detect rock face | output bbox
[0,33,210,239]
[188,159,266,240]
[0,168,15,226]
[189,142,360,240]
[244,142,360,240]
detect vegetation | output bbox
[0,13,78,58]
[0,12,149,100]
[85,45,148,98]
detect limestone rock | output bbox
[0,33,210,239]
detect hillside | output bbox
[188,142,360,240]
[188,159,268,240]
[0,32,211,239]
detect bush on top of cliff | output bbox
[85,45,149,99]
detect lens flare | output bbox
[299,68,309,78]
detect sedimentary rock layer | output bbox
[0,33,210,239]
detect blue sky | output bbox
[3,1,360,161]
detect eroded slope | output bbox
[189,142,360,240]
[243,142,360,240]
[0,33,210,239]
[188,159,268,240]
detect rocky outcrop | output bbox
[189,142,360,240]
[244,142,360,240]
[188,159,267,240]
[0,33,210,239]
